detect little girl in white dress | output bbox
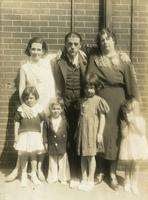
[119,99,148,194]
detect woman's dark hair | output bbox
[21,86,39,102]
[96,28,117,49]
[65,32,82,43]
[25,37,48,56]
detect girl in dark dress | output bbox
[87,28,139,190]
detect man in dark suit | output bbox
[52,32,87,180]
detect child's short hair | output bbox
[83,73,102,89]
[49,97,64,110]
[121,98,139,120]
[21,86,39,102]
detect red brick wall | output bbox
[0,0,103,167]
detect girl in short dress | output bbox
[14,87,45,187]
[75,73,110,191]
[44,97,70,185]
[119,99,148,194]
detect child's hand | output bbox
[97,134,103,144]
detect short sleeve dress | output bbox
[76,95,109,156]
[87,52,139,160]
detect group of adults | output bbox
[7,28,139,190]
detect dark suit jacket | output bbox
[52,52,87,98]
[44,115,68,155]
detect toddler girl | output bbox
[14,86,45,187]
[75,73,110,191]
[119,99,148,194]
[44,97,70,185]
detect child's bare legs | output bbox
[21,153,29,187]
[79,156,96,191]
[6,153,21,181]
[31,153,41,185]
[124,161,132,192]
[131,161,139,194]
[37,153,45,181]
[87,156,96,182]
[81,156,88,182]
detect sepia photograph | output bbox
[0,0,148,199]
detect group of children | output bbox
[7,73,148,194]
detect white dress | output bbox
[19,54,56,115]
[14,104,45,153]
[119,116,148,160]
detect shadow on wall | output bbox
[0,71,20,170]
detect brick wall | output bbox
[111,0,148,127]
[0,0,148,167]
[0,0,103,167]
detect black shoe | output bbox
[110,178,119,191]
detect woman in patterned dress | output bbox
[87,28,139,190]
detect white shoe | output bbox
[31,172,41,185]
[60,181,69,185]
[78,180,87,191]
[124,183,131,192]
[86,181,94,191]
[131,184,139,195]
[21,173,27,187]
[46,177,58,184]
[70,179,80,189]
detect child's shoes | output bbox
[21,172,28,187]
[78,180,94,191]
[124,183,131,192]
[78,180,87,191]
[70,178,80,189]
[131,184,139,195]
[31,172,41,185]
[46,177,58,184]
[86,181,94,191]
[60,180,69,185]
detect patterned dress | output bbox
[76,95,109,156]
[87,52,139,160]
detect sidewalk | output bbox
[0,169,148,200]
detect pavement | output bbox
[0,169,148,200]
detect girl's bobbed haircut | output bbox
[83,73,102,89]
[96,28,117,49]
[49,97,65,110]
[21,86,39,102]
[25,37,48,56]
